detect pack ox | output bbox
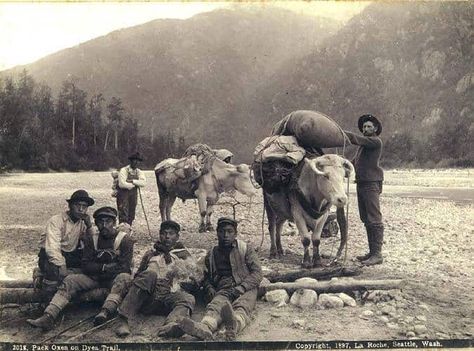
[155,155,256,232]
[264,154,354,268]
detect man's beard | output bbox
[100,227,115,238]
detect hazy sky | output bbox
[0,1,370,71]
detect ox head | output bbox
[304,155,354,208]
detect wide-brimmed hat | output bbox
[66,190,94,206]
[160,220,181,233]
[358,114,382,135]
[217,217,238,229]
[128,152,143,162]
[93,206,117,220]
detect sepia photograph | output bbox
[0,1,472,350]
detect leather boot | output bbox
[115,315,131,338]
[362,225,383,266]
[93,309,111,326]
[26,313,55,331]
[356,225,373,261]
[179,317,214,340]
[221,301,240,341]
[157,306,189,338]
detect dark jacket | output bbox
[203,239,262,293]
[81,231,134,280]
[345,131,384,182]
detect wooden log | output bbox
[263,278,405,294]
[0,288,109,305]
[264,265,362,283]
[0,280,34,288]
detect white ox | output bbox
[155,155,256,232]
[264,154,354,268]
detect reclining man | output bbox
[179,217,262,341]
[34,190,95,294]
[27,207,134,330]
[114,220,197,338]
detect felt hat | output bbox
[66,189,94,206]
[358,114,382,135]
[128,152,143,161]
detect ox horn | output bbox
[304,157,326,176]
[342,159,355,178]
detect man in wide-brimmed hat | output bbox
[34,189,95,293]
[179,217,262,341]
[345,114,385,266]
[27,206,134,331]
[116,152,146,225]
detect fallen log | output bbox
[263,278,405,294]
[0,288,109,305]
[264,265,362,283]
[0,280,34,288]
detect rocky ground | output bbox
[0,169,472,343]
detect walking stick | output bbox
[64,316,118,342]
[138,187,153,240]
[40,314,95,343]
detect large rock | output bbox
[264,289,289,305]
[338,293,357,307]
[318,294,344,309]
[290,289,318,308]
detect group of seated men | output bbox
[27,189,263,341]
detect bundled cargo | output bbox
[253,136,306,193]
[271,110,348,150]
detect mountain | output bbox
[2,3,472,166]
[250,2,473,166]
[1,7,339,159]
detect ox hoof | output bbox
[277,249,285,257]
[312,261,323,268]
[205,224,214,232]
[198,224,207,233]
[301,261,313,269]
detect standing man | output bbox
[345,114,384,266]
[114,220,196,338]
[117,152,146,225]
[179,217,262,341]
[27,207,134,330]
[35,190,95,293]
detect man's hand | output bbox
[58,265,70,280]
[205,286,216,302]
[82,214,93,229]
[230,285,246,299]
[102,263,119,272]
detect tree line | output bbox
[0,70,188,171]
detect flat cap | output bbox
[217,217,238,229]
[93,206,118,219]
[160,220,181,232]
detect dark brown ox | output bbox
[155,156,256,232]
[264,154,354,268]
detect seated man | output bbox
[179,217,263,341]
[114,220,196,338]
[35,190,95,293]
[27,207,134,330]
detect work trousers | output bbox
[116,187,138,225]
[45,272,132,318]
[356,181,383,226]
[203,287,257,332]
[118,270,195,326]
